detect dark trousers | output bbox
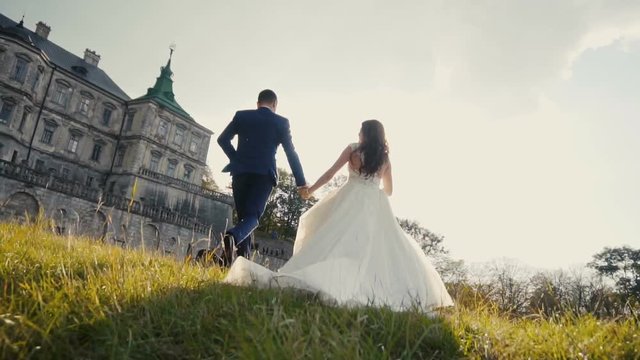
[227,173,273,258]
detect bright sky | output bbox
[4,0,639,269]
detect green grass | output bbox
[1,222,638,359]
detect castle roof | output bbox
[0,13,130,101]
[132,52,193,120]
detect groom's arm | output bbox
[217,113,239,161]
[280,118,307,187]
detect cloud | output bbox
[423,0,640,111]
[563,23,640,79]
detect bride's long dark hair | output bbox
[357,119,389,177]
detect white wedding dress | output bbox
[224,144,453,312]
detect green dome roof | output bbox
[135,51,192,120]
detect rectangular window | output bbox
[52,85,68,105]
[166,162,176,177]
[11,58,28,84]
[0,102,15,124]
[125,112,135,131]
[85,176,94,187]
[157,121,168,140]
[102,108,112,126]
[149,154,160,172]
[182,167,193,181]
[173,127,184,146]
[90,144,102,162]
[115,149,125,167]
[35,159,45,172]
[189,138,199,153]
[62,167,70,180]
[67,135,79,153]
[41,125,55,144]
[79,98,91,115]
[108,181,116,193]
[18,111,28,133]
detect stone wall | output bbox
[0,160,233,261]
[0,158,295,270]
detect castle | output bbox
[0,13,235,260]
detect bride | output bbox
[224,120,453,312]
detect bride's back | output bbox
[347,140,392,196]
[348,145,388,179]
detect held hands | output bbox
[297,185,314,200]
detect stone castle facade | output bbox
[0,14,235,260]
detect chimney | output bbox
[35,21,51,39]
[83,48,101,67]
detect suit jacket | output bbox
[217,107,306,186]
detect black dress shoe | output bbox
[222,233,236,267]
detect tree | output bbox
[257,168,317,240]
[201,165,219,191]
[588,246,640,302]
[487,260,531,315]
[397,218,447,256]
[528,272,564,317]
[320,174,348,195]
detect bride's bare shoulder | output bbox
[348,143,360,169]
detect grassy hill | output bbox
[1,221,638,359]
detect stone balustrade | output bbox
[0,159,219,234]
[137,167,233,205]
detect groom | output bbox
[217,89,308,266]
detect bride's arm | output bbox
[308,145,352,195]
[382,161,393,196]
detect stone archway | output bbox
[160,236,178,255]
[190,238,211,258]
[142,223,159,251]
[0,192,40,223]
[78,210,108,240]
[167,236,178,253]
[52,208,79,236]
[117,224,128,247]
[190,237,223,265]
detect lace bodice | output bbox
[347,143,382,188]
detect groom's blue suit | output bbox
[218,106,306,258]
